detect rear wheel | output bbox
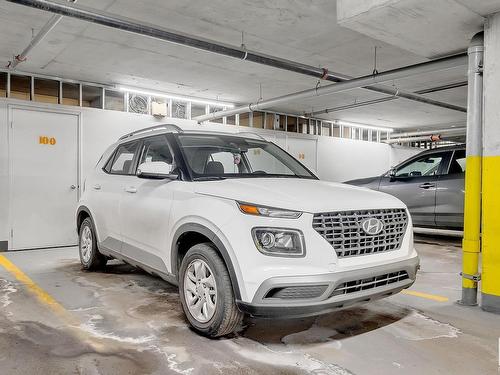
[179,243,243,337]
[79,217,107,270]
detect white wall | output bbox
[0,102,8,248]
[390,145,422,168]
[80,108,195,181]
[0,98,416,248]
[316,136,392,182]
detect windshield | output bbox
[177,134,317,180]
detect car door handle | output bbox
[93,184,101,190]
[419,183,436,189]
[125,186,137,194]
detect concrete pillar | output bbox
[481,12,500,313]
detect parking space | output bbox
[0,236,497,375]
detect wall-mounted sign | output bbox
[39,136,56,146]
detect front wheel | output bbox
[79,217,107,270]
[179,243,243,337]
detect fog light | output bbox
[260,232,276,249]
[252,228,305,257]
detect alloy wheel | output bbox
[183,259,217,323]
[80,225,93,263]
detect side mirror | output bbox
[137,161,178,180]
[389,168,397,181]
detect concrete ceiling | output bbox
[0,0,494,129]
[337,0,498,57]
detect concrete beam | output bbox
[337,0,485,57]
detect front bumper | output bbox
[236,255,419,318]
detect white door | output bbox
[9,108,79,250]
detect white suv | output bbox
[76,124,419,337]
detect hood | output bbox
[344,176,381,188]
[194,178,405,213]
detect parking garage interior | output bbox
[0,0,499,374]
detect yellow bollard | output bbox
[461,156,482,305]
[481,156,500,312]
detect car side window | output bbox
[139,135,175,169]
[395,152,447,178]
[108,141,140,175]
[447,150,466,174]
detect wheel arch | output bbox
[76,205,103,244]
[76,206,92,233]
[171,223,241,300]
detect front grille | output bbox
[264,285,328,300]
[312,209,408,258]
[330,271,409,297]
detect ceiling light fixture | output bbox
[334,120,394,133]
[118,86,235,108]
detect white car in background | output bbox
[76,124,419,337]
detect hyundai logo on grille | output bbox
[360,218,384,235]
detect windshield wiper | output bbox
[193,176,227,181]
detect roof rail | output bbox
[236,131,267,141]
[118,124,183,140]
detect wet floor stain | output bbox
[50,260,414,374]
[0,251,497,375]
[0,279,163,374]
[383,310,461,341]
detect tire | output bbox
[79,217,107,270]
[179,242,243,338]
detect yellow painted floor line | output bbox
[0,255,147,353]
[0,254,78,325]
[401,289,449,302]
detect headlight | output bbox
[237,202,302,219]
[252,227,305,257]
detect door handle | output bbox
[419,183,436,189]
[70,184,77,190]
[125,186,137,194]
[93,184,101,190]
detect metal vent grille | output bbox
[128,94,149,114]
[312,209,408,258]
[331,271,409,297]
[264,285,328,300]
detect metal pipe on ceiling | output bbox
[390,127,466,138]
[308,80,468,116]
[9,14,60,69]
[8,0,76,70]
[193,54,467,122]
[310,97,395,115]
[385,135,443,144]
[6,0,467,113]
[385,133,465,144]
[415,80,468,95]
[323,75,466,113]
[386,126,467,144]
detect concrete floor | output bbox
[0,236,499,374]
